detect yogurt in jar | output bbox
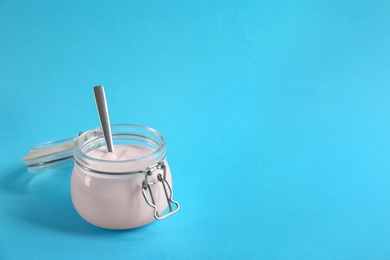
[71,125,178,230]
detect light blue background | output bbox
[1,0,390,259]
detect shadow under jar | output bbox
[71,124,179,230]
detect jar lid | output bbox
[21,135,78,173]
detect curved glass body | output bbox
[71,124,172,229]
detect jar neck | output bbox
[73,124,167,175]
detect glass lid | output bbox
[21,135,79,173]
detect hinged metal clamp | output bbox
[142,162,180,220]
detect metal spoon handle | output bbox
[93,86,114,153]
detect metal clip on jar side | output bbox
[142,162,180,220]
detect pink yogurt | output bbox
[71,125,176,230]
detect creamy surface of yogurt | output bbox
[87,144,153,161]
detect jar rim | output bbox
[73,124,167,174]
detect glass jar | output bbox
[22,124,180,230]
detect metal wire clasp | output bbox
[142,162,180,220]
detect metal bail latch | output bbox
[142,162,180,220]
